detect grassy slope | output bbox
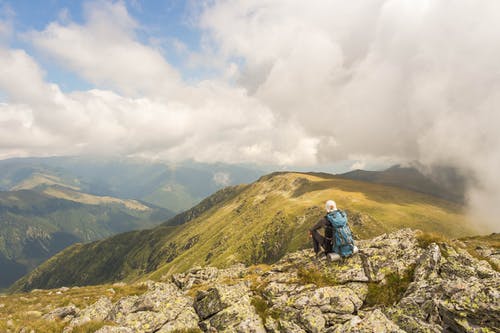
[11,172,477,292]
[0,283,148,333]
[0,189,173,289]
[147,172,475,280]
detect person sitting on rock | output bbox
[310,200,359,261]
[309,200,336,257]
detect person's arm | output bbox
[310,217,325,232]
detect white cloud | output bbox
[0,0,499,229]
[213,172,230,186]
[27,0,181,98]
[197,0,500,230]
[350,161,366,171]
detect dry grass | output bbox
[296,266,338,287]
[0,283,147,333]
[416,230,450,249]
[459,233,500,271]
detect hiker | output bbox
[309,200,336,257]
[310,200,358,260]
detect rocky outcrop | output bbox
[387,241,500,332]
[43,229,498,332]
[195,282,265,332]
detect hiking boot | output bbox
[316,250,325,258]
[327,252,341,262]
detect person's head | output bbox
[325,200,337,212]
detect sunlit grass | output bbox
[0,283,147,332]
[14,172,476,292]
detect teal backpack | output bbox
[326,210,355,257]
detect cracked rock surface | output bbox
[44,229,498,332]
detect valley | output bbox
[11,171,478,292]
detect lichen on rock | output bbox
[40,228,498,333]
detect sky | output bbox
[0,1,499,229]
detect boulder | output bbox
[194,283,249,320]
[291,286,363,314]
[112,311,169,333]
[106,281,199,333]
[438,277,500,332]
[195,282,265,332]
[333,309,405,333]
[298,306,325,333]
[43,304,79,321]
[67,296,113,328]
[388,242,500,333]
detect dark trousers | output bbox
[311,230,332,254]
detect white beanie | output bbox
[325,200,337,212]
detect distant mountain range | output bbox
[337,164,466,203]
[0,156,264,290]
[11,170,477,292]
[0,189,173,289]
[0,156,265,212]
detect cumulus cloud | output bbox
[27,0,181,98]
[197,0,500,230]
[213,172,231,187]
[0,0,499,230]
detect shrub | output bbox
[365,265,415,307]
[297,266,337,286]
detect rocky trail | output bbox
[39,229,499,332]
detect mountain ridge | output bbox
[0,156,264,212]
[11,171,478,292]
[338,164,466,203]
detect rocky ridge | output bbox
[42,229,499,332]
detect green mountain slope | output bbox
[0,189,173,289]
[0,157,264,212]
[11,172,479,292]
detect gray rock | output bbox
[156,307,200,332]
[43,304,79,320]
[95,326,134,333]
[291,286,363,314]
[67,296,113,328]
[200,299,266,332]
[107,281,199,333]
[172,266,219,290]
[389,241,500,333]
[333,309,405,333]
[172,264,247,291]
[39,229,498,333]
[277,319,307,333]
[114,311,168,333]
[106,295,141,322]
[413,243,441,281]
[194,282,265,332]
[438,277,500,332]
[298,306,325,333]
[194,283,249,320]
[357,229,423,282]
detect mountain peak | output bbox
[7,228,498,332]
